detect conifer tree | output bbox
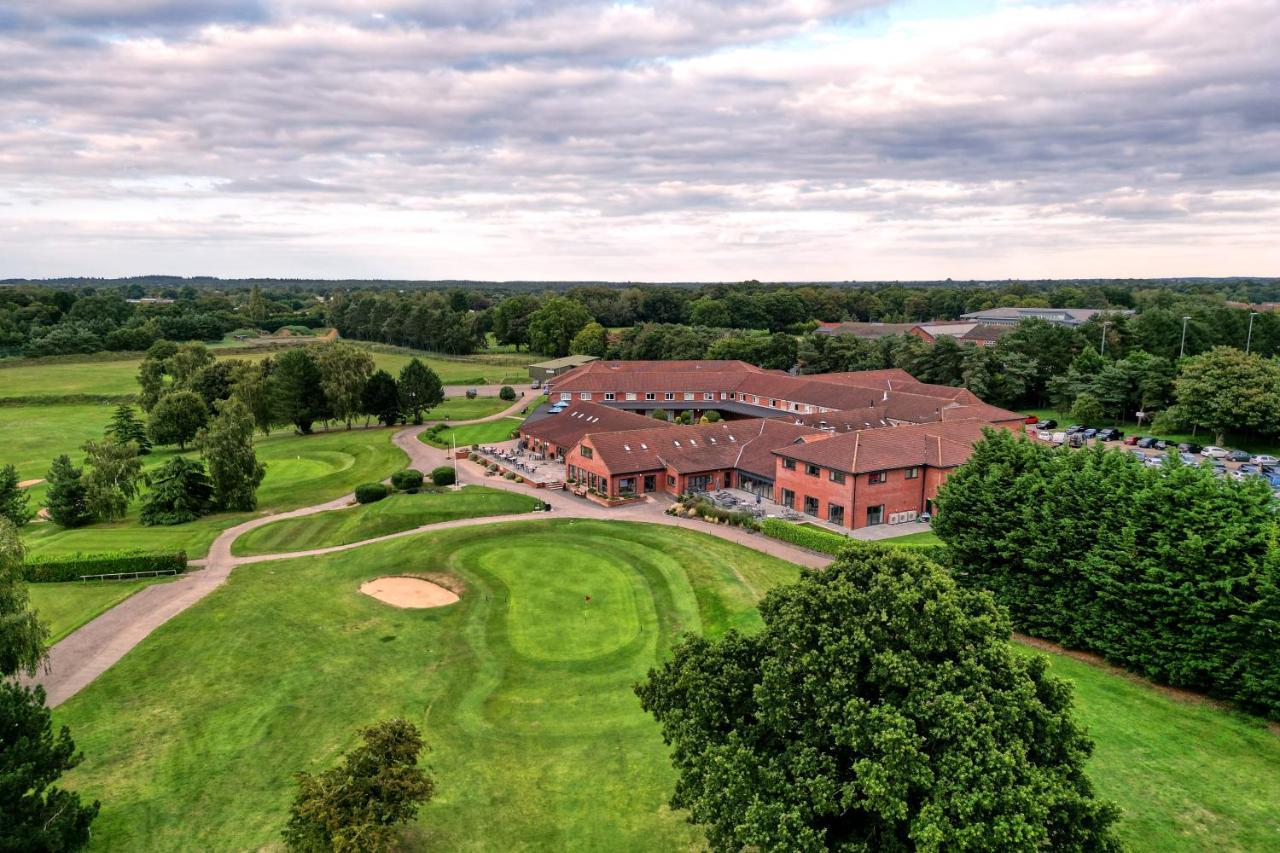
[44,455,92,528]
[106,403,151,454]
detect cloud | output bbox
[0,0,1277,279]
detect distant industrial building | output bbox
[958,307,1132,327]
[527,354,599,382]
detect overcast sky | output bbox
[1,0,1277,281]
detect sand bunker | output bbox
[359,576,459,609]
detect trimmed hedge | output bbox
[354,482,390,504]
[22,550,188,583]
[431,466,456,487]
[760,519,849,556]
[390,469,424,492]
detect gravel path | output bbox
[29,393,842,706]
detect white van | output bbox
[1051,431,1067,445]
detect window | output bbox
[579,392,590,400]
[805,463,820,477]
[667,474,676,487]
[829,470,846,484]
[703,392,714,401]
[625,392,637,401]
[560,392,571,401]
[781,488,795,509]
[828,504,845,526]
[684,392,695,401]
[866,505,885,526]
[665,392,675,401]
[604,392,615,401]
[645,392,656,401]
[782,458,796,470]
[905,466,920,480]
[868,471,887,485]
[580,446,593,459]
[803,495,819,516]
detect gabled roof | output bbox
[582,418,826,476]
[529,354,599,370]
[773,420,996,474]
[814,322,917,339]
[519,401,655,448]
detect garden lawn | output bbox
[27,580,168,644]
[0,403,118,504]
[421,416,527,448]
[420,396,512,421]
[20,426,407,559]
[877,529,942,547]
[230,487,543,556]
[52,519,1280,851]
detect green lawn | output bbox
[56,520,797,850]
[0,346,533,401]
[51,519,1280,851]
[21,426,407,560]
[0,403,119,504]
[420,396,547,449]
[876,529,942,546]
[27,580,169,644]
[231,487,544,556]
[420,396,513,421]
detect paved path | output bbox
[30,393,893,706]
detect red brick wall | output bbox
[773,460,955,530]
[772,463,855,525]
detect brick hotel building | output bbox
[517,360,1025,531]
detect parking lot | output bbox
[1025,419,1280,490]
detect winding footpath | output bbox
[28,388,862,706]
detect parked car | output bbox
[1178,442,1202,454]
[531,379,542,389]
[1036,429,1051,440]
[1201,446,1229,459]
[1129,449,1146,460]
[1143,456,1164,468]
[1034,419,1058,430]
[1122,434,1139,445]
[1051,431,1067,444]
[1068,433,1085,448]
[1178,452,1199,465]
[1135,436,1157,448]
[1065,424,1084,434]
[1024,415,1039,424]
[1226,449,1252,463]
[1251,454,1280,466]
[1082,428,1098,439]
[1099,428,1124,441]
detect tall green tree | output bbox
[362,369,401,427]
[0,519,100,850]
[1174,346,1280,443]
[106,404,151,454]
[231,357,276,436]
[637,544,1121,852]
[199,398,266,511]
[0,464,33,526]
[491,294,541,351]
[272,348,327,434]
[317,343,375,429]
[147,390,209,450]
[246,283,269,324]
[81,437,143,522]
[0,519,45,677]
[140,457,214,526]
[283,719,435,852]
[527,297,592,357]
[44,455,92,528]
[569,321,608,358]
[397,359,444,424]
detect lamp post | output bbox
[1247,311,1259,354]
[1100,321,1111,356]
[1179,315,1190,359]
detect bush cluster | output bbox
[935,429,1280,718]
[499,385,517,401]
[22,550,188,583]
[759,518,847,554]
[354,483,390,504]
[430,466,456,487]
[390,469,424,492]
[669,495,760,530]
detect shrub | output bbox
[465,388,478,399]
[504,471,517,480]
[487,463,499,472]
[760,518,848,555]
[499,386,516,401]
[430,466,456,487]
[22,550,187,583]
[354,483,390,504]
[468,452,479,462]
[390,469,424,492]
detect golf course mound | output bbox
[359,576,459,608]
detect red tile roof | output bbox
[583,418,825,476]
[773,420,995,474]
[519,401,655,448]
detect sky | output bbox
[1,0,1278,281]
